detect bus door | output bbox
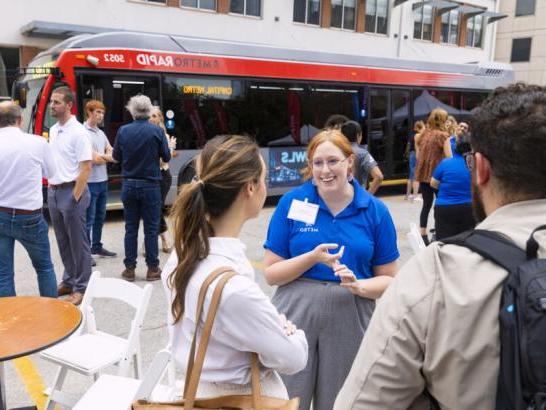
[367,88,411,179]
[76,71,161,209]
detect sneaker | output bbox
[146,266,161,282]
[121,267,136,282]
[91,259,97,267]
[92,248,117,258]
[57,282,72,297]
[66,292,84,306]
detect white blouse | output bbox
[161,237,308,384]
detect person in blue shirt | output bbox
[263,129,399,410]
[431,131,475,240]
[113,94,171,282]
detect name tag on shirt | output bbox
[287,199,319,225]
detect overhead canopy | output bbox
[457,5,485,18]
[412,0,459,14]
[393,90,471,119]
[21,20,116,39]
[482,11,508,24]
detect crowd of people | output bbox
[1,83,545,409]
[0,88,175,304]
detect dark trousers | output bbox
[48,185,92,293]
[434,203,476,240]
[121,180,161,268]
[419,182,437,229]
[86,181,108,252]
[159,169,172,234]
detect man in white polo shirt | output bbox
[0,101,57,298]
[47,86,93,306]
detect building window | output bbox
[413,4,433,41]
[144,0,167,3]
[365,0,388,34]
[466,14,483,48]
[230,0,261,16]
[181,0,216,10]
[0,47,19,97]
[515,0,536,16]
[511,37,532,62]
[440,9,459,45]
[293,0,321,25]
[331,0,356,30]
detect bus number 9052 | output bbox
[103,53,125,63]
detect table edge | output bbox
[0,310,82,362]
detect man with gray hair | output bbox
[113,94,170,282]
[0,101,57,298]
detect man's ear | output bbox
[475,152,491,187]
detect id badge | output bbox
[287,198,319,225]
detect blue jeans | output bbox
[121,180,161,269]
[86,181,108,252]
[0,211,57,297]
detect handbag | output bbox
[133,266,300,410]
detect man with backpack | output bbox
[334,83,546,410]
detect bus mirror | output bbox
[13,81,28,108]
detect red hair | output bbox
[84,100,106,118]
[302,129,353,180]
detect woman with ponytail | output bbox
[161,135,308,399]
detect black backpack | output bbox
[442,226,546,410]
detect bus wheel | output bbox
[177,158,196,194]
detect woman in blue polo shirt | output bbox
[431,132,475,240]
[263,129,399,410]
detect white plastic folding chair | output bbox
[41,272,153,409]
[406,222,426,254]
[73,349,174,410]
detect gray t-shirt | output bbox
[351,143,377,187]
[85,122,109,183]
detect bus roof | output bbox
[35,31,512,83]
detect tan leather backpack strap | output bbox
[184,271,238,410]
[183,266,235,398]
[250,353,263,410]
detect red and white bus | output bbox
[13,31,514,208]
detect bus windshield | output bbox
[15,78,46,133]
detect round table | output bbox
[0,296,82,410]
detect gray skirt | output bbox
[272,278,375,410]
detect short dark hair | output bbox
[470,82,546,199]
[340,120,362,143]
[455,131,472,156]
[52,86,75,105]
[324,114,350,129]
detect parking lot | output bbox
[4,192,421,408]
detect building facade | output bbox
[495,0,546,85]
[2,0,506,97]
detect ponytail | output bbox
[167,135,262,323]
[168,179,212,323]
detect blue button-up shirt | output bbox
[264,180,399,281]
[113,119,171,181]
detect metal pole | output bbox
[396,1,406,58]
[0,361,6,410]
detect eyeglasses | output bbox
[311,157,349,170]
[463,151,476,171]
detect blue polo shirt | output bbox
[264,180,399,281]
[432,153,471,206]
